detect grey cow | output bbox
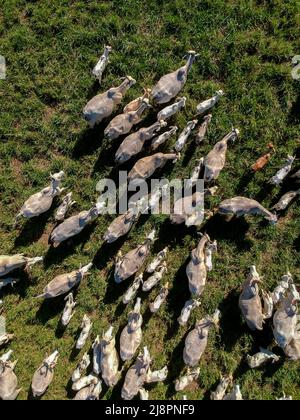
[128,152,179,184]
[196,90,224,115]
[114,229,156,283]
[50,201,106,246]
[36,263,92,299]
[151,126,178,151]
[195,114,212,145]
[273,278,300,359]
[123,88,151,113]
[73,380,102,400]
[100,326,120,387]
[157,97,186,121]
[186,234,217,297]
[0,359,21,400]
[203,128,239,183]
[218,196,277,224]
[16,171,65,221]
[103,208,138,244]
[151,51,198,104]
[83,76,136,128]
[0,254,43,278]
[55,192,76,223]
[183,309,220,367]
[31,350,59,398]
[115,120,167,164]
[239,266,273,331]
[121,346,167,400]
[104,98,151,141]
[272,190,300,212]
[92,45,112,83]
[269,155,295,186]
[175,119,198,152]
[103,197,147,244]
[120,298,143,361]
[121,347,151,400]
[149,282,169,313]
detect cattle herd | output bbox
[0,46,299,400]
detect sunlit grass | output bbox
[0,0,299,400]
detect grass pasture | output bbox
[0,0,300,400]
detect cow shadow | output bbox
[204,214,251,251]
[113,299,129,321]
[35,295,66,325]
[27,387,42,401]
[236,169,254,194]
[66,377,76,400]
[165,257,191,339]
[43,223,97,268]
[153,218,193,252]
[294,234,300,252]
[92,235,127,271]
[254,182,277,203]
[261,348,285,380]
[0,270,32,300]
[218,288,245,352]
[92,139,121,175]
[182,137,199,167]
[288,93,300,123]
[72,123,107,159]
[102,270,128,305]
[69,344,82,362]
[14,209,53,247]
[139,306,154,329]
[165,334,188,399]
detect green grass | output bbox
[0,0,300,400]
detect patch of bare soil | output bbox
[38,224,54,246]
[43,106,56,123]
[10,158,23,182]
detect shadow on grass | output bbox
[112,298,129,321]
[139,306,154,329]
[165,257,191,339]
[27,387,42,401]
[66,377,76,400]
[288,93,300,124]
[153,218,193,252]
[218,288,245,352]
[261,347,285,380]
[204,214,252,251]
[165,333,188,399]
[181,137,200,168]
[203,377,221,400]
[93,235,127,271]
[35,296,66,325]
[103,270,128,306]
[254,182,277,204]
[293,233,300,252]
[72,124,106,159]
[43,223,97,268]
[134,213,151,230]
[105,369,126,401]
[14,209,53,247]
[236,169,254,193]
[70,345,82,362]
[92,139,122,175]
[0,270,32,300]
